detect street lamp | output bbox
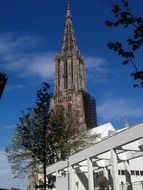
[0,73,8,98]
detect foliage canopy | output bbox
[105,0,143,87]
[6,82,90,181]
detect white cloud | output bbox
[0,33,111,83]
[86,56,106,71]
[6,84,24,92]
[98,98,143,122]
[0,33,54,80]
[0,124,16,130]
[5,52,55,80]
[0,33,40,55]
[85,56,111,82]
[25,53,54,79]
[0,150,26,190]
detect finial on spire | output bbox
[66,0,71,18]
[67,0,70,7]
[61,0,78,54]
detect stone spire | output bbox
[61,0,78,55]
[53,0,86,94]
[52,1,97,129]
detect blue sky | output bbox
[0,0,143,189]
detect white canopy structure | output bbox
[46,122,143,190]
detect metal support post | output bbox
[103,167,110,189]
[88,158,94,190]
[124,160,133,190]
[111,149,120,190]
[69,165,75,190]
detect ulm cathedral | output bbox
[28,2,97,189]
[51,2,97,129]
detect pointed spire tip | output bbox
[67,0,71,11]
[66,0,71,18]
[67,0,70,6]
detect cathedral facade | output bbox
[51,2,97,129]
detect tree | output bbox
[49,109,90,160]
[0,73,8,98]
[105,0,143,87]
[6,82,52,190]
[6,82,91,189]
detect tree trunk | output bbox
[43,124,47,190]
[43,156,46,190]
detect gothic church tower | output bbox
[52,1,97,128]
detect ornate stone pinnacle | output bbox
[61,0,78,54]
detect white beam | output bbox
[69,123,143,165]
[103,167,109,189]
[124,160,133,190]
[69,165,75,190]
[47,123,143,176]
[111,149,120,190]
[138,137,143,151]
[88,158,94,190]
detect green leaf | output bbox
[136,17,143,24]
[112,5,120,14]
[107,42,114,49]
[122,60,129,65]
[105,21,114,26]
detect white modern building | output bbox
[45,122,143,190]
